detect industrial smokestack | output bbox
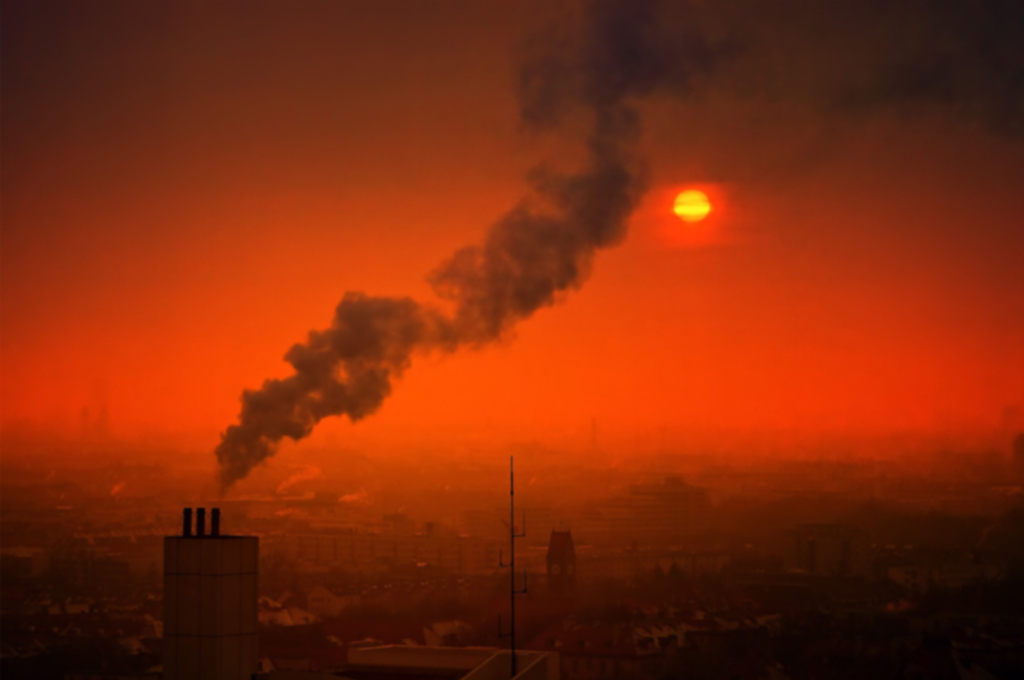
[211,508,221,537]
[164,513,259,679]
[182,508,192,537]
[196,507,206,537]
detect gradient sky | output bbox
[3,0,1023,461]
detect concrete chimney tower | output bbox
[164,507,258,680]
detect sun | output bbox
[673,189,711,222]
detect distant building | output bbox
[572,548,729,587]
[0,547,47,580]
[582,476,710,548]
[423,620,476,646]
[462,506,559,547]
[1014,432,1024,482]
[306,585,361,618]
[887,555,1008,592]
[547,530,577,594]
[788,524,870,578]
[529,619,696,680]
[345,645,558,680]
[49,538,133,588]
[279,531,499,576]
[164,507,258,680]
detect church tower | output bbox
[546,529,576,594]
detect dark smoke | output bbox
[678,0,1024,136]
[217,0,726,487]
[219,0,1019,486]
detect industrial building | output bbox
[546,530,576,595]
[164,507,259,680]
[788,523,870,578]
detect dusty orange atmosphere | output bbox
[2,2,1022,469]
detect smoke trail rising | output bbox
[276,464,323,494]
[216,0,721,487]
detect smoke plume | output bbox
[215,0,726,487]
[276,464,323,494]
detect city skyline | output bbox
[2,4,1024,675]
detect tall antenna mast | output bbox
[499,455,527,677]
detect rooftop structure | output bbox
[546,530,576,594]
[788,523,870,578]
[344,645,557,680]
[164,507,259,680]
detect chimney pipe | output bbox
[182,508,193,537]
[211,508,221,537]
[196,507,206,537]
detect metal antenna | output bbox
[498,455,527,677]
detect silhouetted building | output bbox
[1014,432,1024,482]
[888,559,1007,592]
[346,645,558,680]
[788,523,870,577]
[591,476,710,547]
[306,584,361,618]
[528,620,683,680]
[164,507,258,680]
[547,529,576,594]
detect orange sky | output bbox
[2,1,1023,462]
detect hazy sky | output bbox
[3,0,1022,461]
